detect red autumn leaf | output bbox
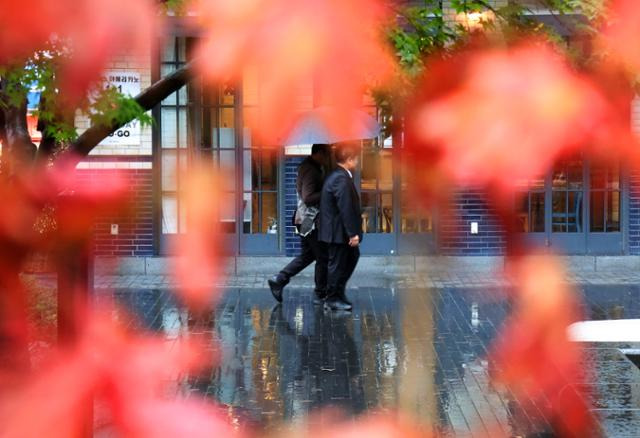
[191,0,394,144]
[171,163,228,309]
[56,0,157,105]
[281,413,426,438]
[598,0,640,71]
[0,312,235,437]
[0,0,63,64]
[405,42,611,203]
[490,256,597,437]
[0,179,43,247]
[121,399,237,437]
[0,0,156,106]
[52,170,129,242]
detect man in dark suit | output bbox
[268,144,331,304]
[318,143,362,311]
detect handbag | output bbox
[295,197,319,237]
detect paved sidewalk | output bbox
[94,283,640,437]
[26,266,640,436]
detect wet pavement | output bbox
[98,284,640,437]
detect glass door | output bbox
[199,82,239,252]
[549,156,586,253]
[158,38,282,255]
[515,174,546,249]
[587,161,622,253]
[396,126,436,255]
[356,109,435,255]
[158,37,190,253]
[358,135,396,254]
[515,155,623,254]
[239,70,280,254]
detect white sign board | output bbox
[99,72,142,146]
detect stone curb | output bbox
[94,255,640,276]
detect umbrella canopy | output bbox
[281,106,380,146]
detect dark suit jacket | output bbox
[318,167,362,244]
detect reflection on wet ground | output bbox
[102,285,640,437]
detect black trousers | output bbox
[279,229,328,294]
[326,243,360,299]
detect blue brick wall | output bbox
[628,169,640,254]
[439,188,506,255]
[285,156,305,256]
[77,168,154,257]
[282,167,638,256]
[284,164,508,256]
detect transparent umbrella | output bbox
[281,106,380,145]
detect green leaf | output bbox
[88,86,153,131]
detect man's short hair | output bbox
[334,143,360,164]
[311,143,330,156]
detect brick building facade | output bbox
[79,4,640,259]
[75,50,155,257]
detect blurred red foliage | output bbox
[0,162,128,370]
[0,0,156,105]
[0,313,236,437]
[171,164,227,309]
[191,0,394,144]
[492,256,598,437]
[0,159,235,436]
[2,0,638,435]
[599,0,640,72]
[308,414,425,438]
[401,40,619,435]
[404,42,620,205]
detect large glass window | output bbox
[202,83,238,233]
[159,45,281,250]
[515,156,622,237]
[590,162,621,232]
[242,73,278,234]
[399,133,432,235]
[160,37,189,235]
[361,136,394,234]
[358,104,394,234]
[515,176,545,233]
[552,156,584,233]
[400,198,432,233]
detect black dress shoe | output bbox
[338,292,352,306]
[268,276,284,303]
[324,297,352,311]
[313,289,327,305]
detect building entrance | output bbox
[516,155,624,254]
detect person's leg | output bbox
[334,245,356,301]
[309,231,328,302]
[343,245,360,283]
[325,244,352,311]
[279,235,315,282]
[325,243,338,298]
[337,246,360,304]
[269,235,315,302]
[326,244,346,298]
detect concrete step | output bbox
[94,255,640,276]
